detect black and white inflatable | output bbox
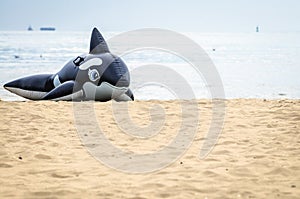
[4,28,134,101]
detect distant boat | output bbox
[40,27,55,31]
[27,25,33,31]
[256,26,259,33]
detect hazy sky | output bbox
[0,0,299,32]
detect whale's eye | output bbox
[73,56,85,66]
[88,69,100,82]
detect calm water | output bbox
[0,31,299,100]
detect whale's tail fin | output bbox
[3,74,54,100]
[89,27,110,54]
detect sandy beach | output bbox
[0,99,299,198]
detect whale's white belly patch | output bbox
[83,81,128,101]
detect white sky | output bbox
[0,0,299,32]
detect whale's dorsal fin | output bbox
[89,27,109,54]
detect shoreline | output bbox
[0,97,300,101]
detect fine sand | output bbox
[0,99,299,198]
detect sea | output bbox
[0,31,299,100]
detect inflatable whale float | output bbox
[4,28,134,101]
